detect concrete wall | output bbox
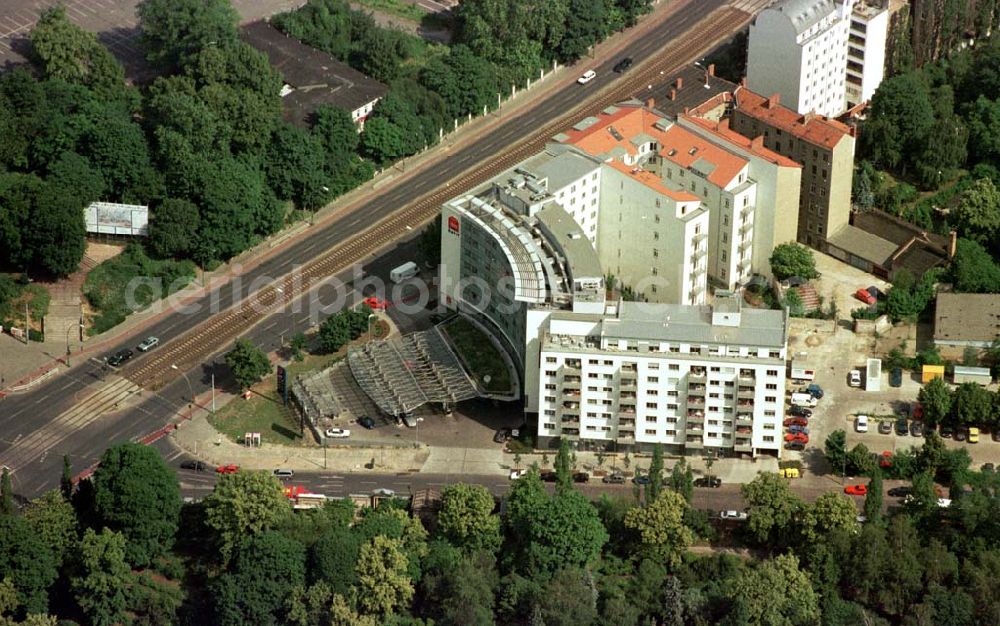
[825,134,856,242]
[747,10,806,113]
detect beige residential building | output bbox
[728,88,855,251]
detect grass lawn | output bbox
[442,317,512,394]
[209,391,308,446]
[355,0,428,22]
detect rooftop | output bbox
[549,299,788,349]
[827,224,898,266]
[766,0,842,36]
[606,160,700,203]
[520,145,602,194]
[679,116,802,169]
[934,293,1000,344]
[241,20,387,126]
[644,64,739,118]
[535,204,604,281]
[659,123,748,188]
[733,88,853,150]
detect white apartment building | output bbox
[537,294,788,457]
[845,0,890,107]
[558,101,801,291]
[746,0,854,118]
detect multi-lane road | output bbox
[1,0,773,499]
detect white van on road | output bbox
[390,261,418,283]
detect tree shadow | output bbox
[271,422,302,441]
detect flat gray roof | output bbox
[521,146,600,193]
[552,300,787,348]
[535,204,603,280]
[934,293,1000,343]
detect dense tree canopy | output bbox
[137,0,239,70]
[769,243,818,280]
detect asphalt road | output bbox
[1,0,744,499]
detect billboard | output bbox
[84,202,149,236]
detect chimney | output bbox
[751,136,764,151]
[704,70,710,86]
[740,77,747,88]
[708,63,716,77]
[949,230,957,258]
[766,93,780,108]
[669,89,676,101]
[645,97,655,109]
[803,112,815,124]
[675,77,683,90]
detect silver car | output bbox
[137,336,159,352]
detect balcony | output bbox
[736,416,753,428]
[685,437,704,449]
[685,422,704,435]
[619,397,636,406]
[563,428,580,438]
[735,426,752,436]
[618,407,636,418]
[737,387,755,400]
[734,441,752,453]
[618,417,635,427]
[687,396,705,408]
[738,372,755,383]
[739,220,754,235]
[690,247,706,263]
[740,203,754,218]
[620,378,637,389]
[561,415,580,425]
[687,409,705,419]
[688,384,706,395]
[617,435,635,445]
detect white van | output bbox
[390,261,418,283]
[790,392,818,408]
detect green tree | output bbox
[137,0,239,70]
[950,238,1000,293]
[919,378,953,427]
[225,338,272,391]
[769,243,818,280]
[91,442,181,567]
[437,483,501,553]
[554,439,573,493]
[355,536,414,618]
[203,470,289,563]
[952,381,994,425]
[310,527,361,596]
[213,531,306,626]
[728,554,820,626]
[329,593,378,626]
[953,177,1000,245]
[264,122,331,210]
[646,443,664,502]
[800,492,858,543]
[312,104,359,162]
[824,429,848,476]
[558,0,607,61]
[847,443,875,477]
[30,6,127,101]
[852,160,877,209]
[966,95,1000,164]
[60,455,73,501]
[290,332,307,361]
[0,516,58,614]
[79,106,155,201]
[22,491,77,567]
[537,567,599,626]
[0,469,12,516]
[864,470,883,523]
[861,72,935,173]
[878,516,924,616]
[668,459,693,504]
[71,528,132,626]
[741,472,803,546]
[623,490,693,566]
[149,198,201,258]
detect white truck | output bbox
[789,359,816,383]
[390,261,418,283]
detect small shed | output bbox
[866,358,882,392]
[921,364,946,383]
[953,366,992,385]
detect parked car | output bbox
[325,428,351,438]
[215,464,239,474]
[602,473,626,484]
[694,476,722,488]
[895,417,909,436]
[790,392,818,407]
[577,69,597,84]
[969,427,981,443]
[890,367,903,387]
[854,288,876,305]
[540,471,558,482]
[107,349,134,367]
[788,425,810,435]
[784,441,806,451]
[613,57,633,73]
[888,486,912,497]
[805,383,824,398]
[363,296,389,309]
[783,417,809,427]
[720,510,748,521]
[855,415,869,433]
[273,468,294,478]
[879,451,893,468]
[955,428,967,442]
[509,469,528,480]
[878,420,892,434]
[357,416,377,429]
[982,463,995,473]
[573,472,590,483]
[372,488,395,497]
[849,369,862,387]
[180,460,206,472]
[909,421,924,438]
[136,336,159,352]
[632,475,651,485]
[911,402,924,420]
[493,428,512,444]
[993,429,1000,442]
[784,432,809,444]
[844,484,868,496]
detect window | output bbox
[646,402,657,409]
[645,429,657,435]
[545,383,556,390]
[545,357,556,363]
[648,376,659,383]
[545,370,556,376]
[765,395,776,403]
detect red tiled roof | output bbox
[733,88,852,151]
[681,116,802,169]
[606,160,700,203]
[659,124,748,188]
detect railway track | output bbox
[124,5,752,391]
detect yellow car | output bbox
[969,427,980,443]
[779,468,800,479]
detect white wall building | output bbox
[845,0,890,107]
[746,0,855,118]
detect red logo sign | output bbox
[447,215,460,234]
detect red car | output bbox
[879,451,893,468]
[854,288,876,305]
[784,432,809,444]
[783,417,809,427]
[215,464,239,474]
[911,402,923,420]
[363,296,390,309]
[844,484,868,496]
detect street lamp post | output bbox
[367,313,378,343]
[170,364,195,410]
